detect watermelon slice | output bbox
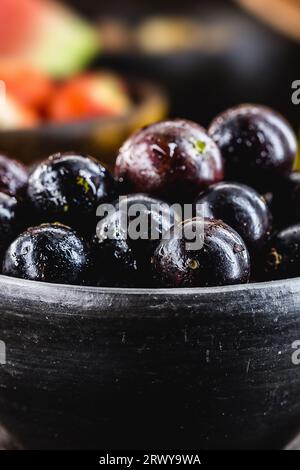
[0,0,99,78]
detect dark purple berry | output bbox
[209,104,297,191]
[0,154,27,196]
[115,119,224,201]
[262,224,300,280]
[0,192,22,259]
[27,152,117,234]
[92,194,176,286]
[3,223,89,285]
[195,182,272,254]
[153,218,250,287]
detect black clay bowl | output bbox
[0,275,300,449]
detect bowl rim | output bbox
[0,273,299,297]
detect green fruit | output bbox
[0,0,99,78]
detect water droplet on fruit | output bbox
[168,142,177,157]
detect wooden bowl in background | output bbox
[0,81,168,170]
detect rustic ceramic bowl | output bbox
[0,274,299,449]
[0,81,167,170]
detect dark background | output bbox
[64,0,300,128]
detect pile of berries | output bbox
[0,104,299,288]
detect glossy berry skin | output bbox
[27,153,117,234]
[92,194,177,286]
[0,154,28,196]
[0,192,20,259]
[3,224,89,285]
[209,104,297,191]
[115,120,224,201]
[195,182,272,254]
[262,224,300,281]
[153,218,250,287]
[271,172,300,228]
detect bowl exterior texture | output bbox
[0,276,299,449]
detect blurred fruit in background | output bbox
[0,0,99,78]
[1,0,298,168]
[0,67,134,129]
[0,78,167,167]
[0,94,39,130]
[99,15,230,56]
[47,72,132,122]
[0,0,167,163]
[0,64,54,110]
